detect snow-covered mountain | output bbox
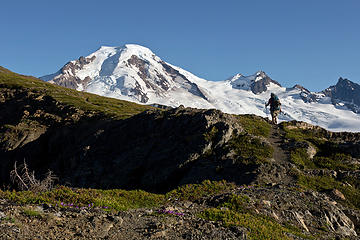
[41,44,360,132]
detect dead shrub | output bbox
[10,160,57,192]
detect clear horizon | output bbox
[1,0,359,92]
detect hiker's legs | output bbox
[270,111,276,124]
[271,110,280,124]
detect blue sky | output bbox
[1,0,359,91]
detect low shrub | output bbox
[229,134,273,165]
[200,194,312,240]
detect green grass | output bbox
[0,180,237,211]
[281,122,326,142]
[0,66,151,119]
[289,143,358,171]
[0,216,15,224]
[237,115,271,137]
[166,180,237,202]
[284,124,358,171]
[290,148,316,169]
[22,208,43,218]
[200,194,313,240]
[297,174,360,209]
[229,134,274,165]
[313,153,357,171]
[0,186,165,211]
[311,141,358,171]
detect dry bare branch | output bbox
[10,159,57,192]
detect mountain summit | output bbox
[41,44,360,132]
[228,70,281,94]
[324,77,360,113]
[41,44,209,106]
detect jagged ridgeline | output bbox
[1,66,360,239]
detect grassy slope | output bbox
[0,66,151,120]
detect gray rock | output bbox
[0,211,6,219]
[323,207,357,237]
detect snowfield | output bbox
[41,44,360,132]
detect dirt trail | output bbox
[268,125,289,163]
[254,125,295,186]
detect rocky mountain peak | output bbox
[255,70,267,80]
[227,73,243,81]
[292,84,318,103]
[228,71,282,94]
[324,77,360,113]
[293,84,309,92]
[251,71,281,94]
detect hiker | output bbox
[265,93,281,124]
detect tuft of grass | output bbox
[166,180,237,202]
[229,134,273,165]
[200,194,312,240]
[311,141,358,171]
[237,115,271,137]
[22,208,42,218]
[1,216,16,223]
[290,148,316,169]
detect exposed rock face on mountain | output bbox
[324,77,360,113]
[41,56,95,89]
[251,71,282,94]
[229,71,282,94]
[293,84,319,103]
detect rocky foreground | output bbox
[1,181,360,239]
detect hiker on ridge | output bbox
[265,93,281,124]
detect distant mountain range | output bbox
[41,44,360,132]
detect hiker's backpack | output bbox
[271,95,281,111]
